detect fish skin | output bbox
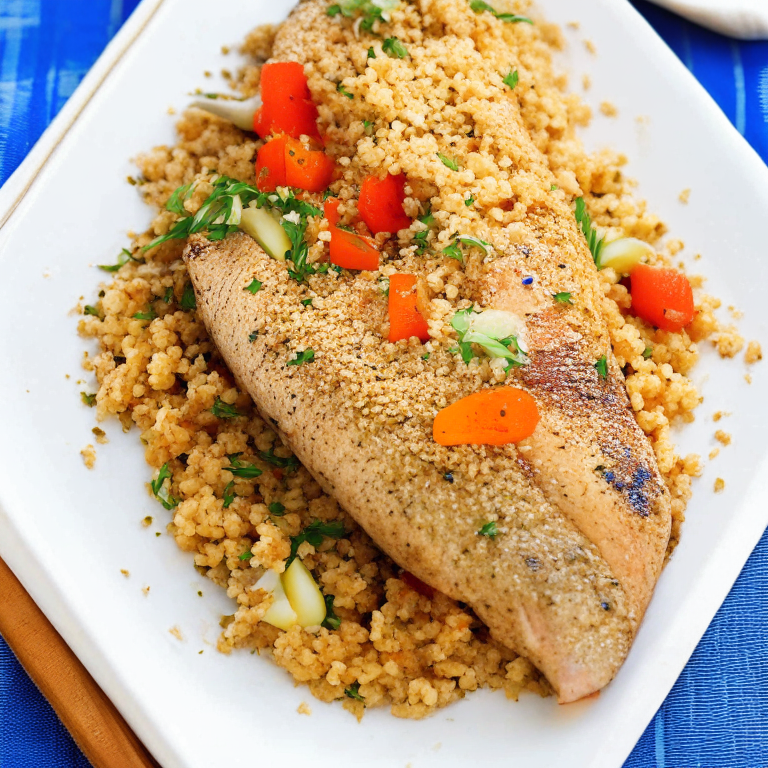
[184,232,656,703]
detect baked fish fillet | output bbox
[183,0,672,703]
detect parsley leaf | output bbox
[258,448,300,471]
[80,392,97,407]
[322,594,341,630]
[470,0,532,23]
[301,298,314,306]
[180,281,197,310]
[643,346,653,360]
[268,502,286,517]
[211,397,243,419]
[151,463,180,510]
[288,349,315,366]
[574,197,606,266]
[288,520,346,566]
[222,480,236,508]
[83,305,101,317]
[450,307,529,371]
[465,195,475,207]
[553,291,573,305]
[244,278,262,294]
[412,207,435,255]
[442,235,491,262]
[345,682,365,703]
[382,37,408,58]
[239,548,253,561]
[248,330,258,343]
[442,242,463,262]
[133,308,157,321]
[325,0,399,32]
[595,355,608,380]
[437,153,459,171]
[327,3,342,15]
[478,521,499,539]
[337,83,354,99]
[162,286,174,304]
[98,248,135,273]
[503,69,519,89]
[367,46,376,59]
[226,456,263,479]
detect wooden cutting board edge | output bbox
[0,556,161,768]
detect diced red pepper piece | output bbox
[358,173,412,235]
[255,62,321,140]
[388,274,430,342]
[255,135,287,192]
[284,137,335,193]
[630,264,695,332]
[324,197,341,227]
[330,228,379,271]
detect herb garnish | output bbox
[469,0,532,23]
[478,521,499,539]
[574,197,605,266]
[367,46,376,59]
[226,454,263,479]
[83,305,101,317]
[553,291,573,305]
[80,392,97,407]
[288,520,346,566]
[258,448,300,471]
[442,235,491,263]
[503,69,519,89]
[133,308,157,321]
[322,594,341,630]
[326,0,399,33]
[248,330,258,343]
[595,355,608,380]
[180,282,197,310]
[345,682,365,702]
[162,286,174,304]
[288,349,315,366]
[337,83,354,99]
[442,242,463,262]
[211,397,243,419]
[151,463,179,510]
[382,37,408,58]
[244,279,262,294]
[239,549,254,561]
[642,346,653,360]
[222,481,236,508]
[465,195,475,207]
[98,248,136,273]
[268,502,286,517]
[437,153,459,171]
[301,298,314,306]
[412,207,435,255]
[450,308,528,371]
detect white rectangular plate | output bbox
[1,1,766,767]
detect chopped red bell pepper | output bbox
[330,228,379,270]
[358,173,412,235]
[630,264,695,332]
[284,137,335,193]
[255,135,287,192]
[388,274,430,342]
[254,62,321,140]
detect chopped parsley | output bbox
[258,448,300,471]
[248,330,258,343]
[151,463,179,510]
[222,480,236,508]
[288,520,346,566]
[180,281,197,310]
[225,455,263,479]
[574,196,605,266]
[413,207,435,255]
[553,291,573,305]
[469,0,532,23]
[98,248,135,273]
[268,502,286,517]
[322,594,341,630]
[502,69,519,89]
[551,184,558,191]
[382,37,408,58]
[595,355,608,380]
[83,305,101,317]
[422,352,430,360]
[337,83,354,99]
[643,346,653,360]
[442,235,491,263]
[363,119,374,136]
[133,308,157,321]
[288,349,315,366]
[301,298,314,306]
[450,307,528,371]
[80,392,97,407]
[211,397,243,419]
[344,682,365,703]
[465,195,475,207]
[244,278,262,294]
[437,153,459,171]
[325,0,399,33]
[162,286,174,304]
[478,521,499,539]
[442,242,463,262]
[239,549,254,561]
[367,46,376,59]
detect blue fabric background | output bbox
[0,1,766,766]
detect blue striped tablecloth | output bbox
[1,1,766,766]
